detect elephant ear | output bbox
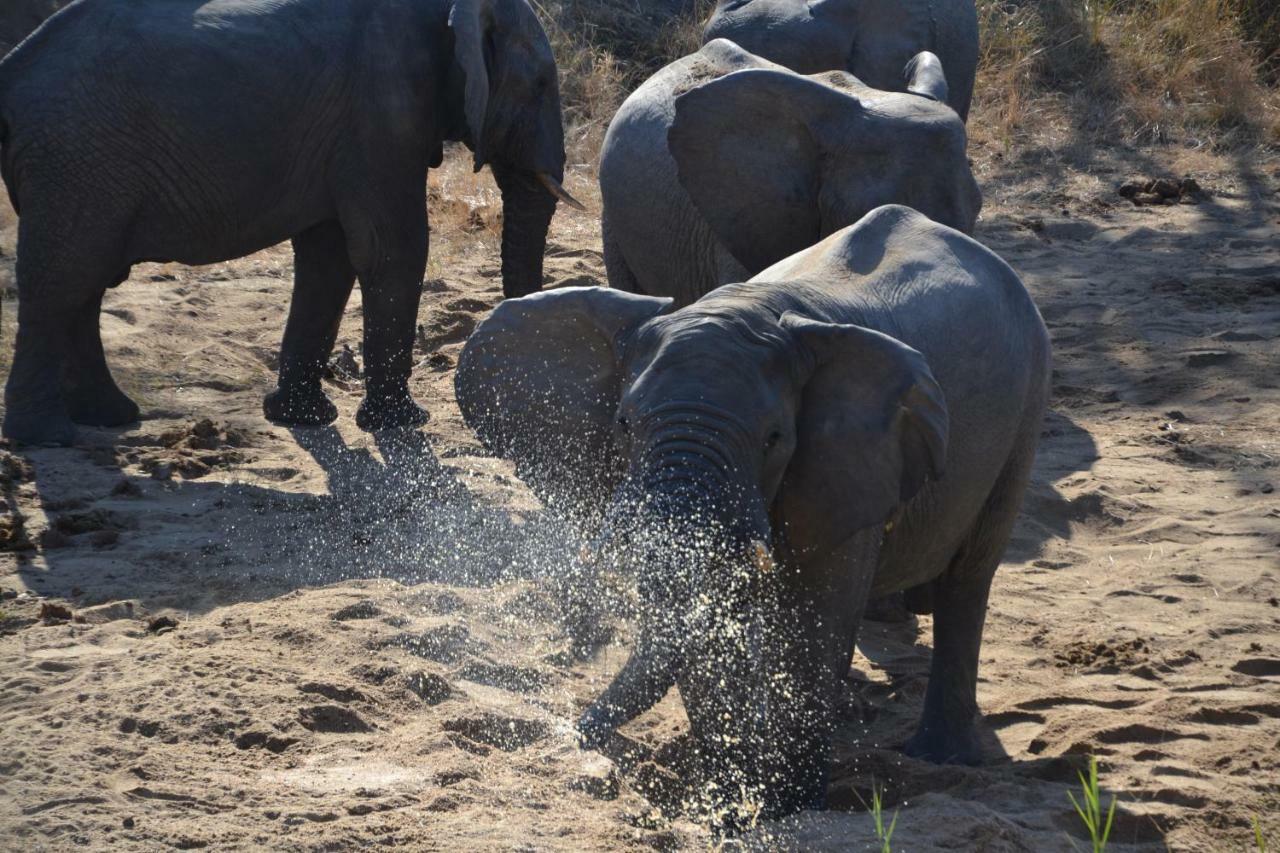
[669,69,859,274]
[776,313,948,560]
[449,0,497,168]
[455,287,672,518]
[904,51,949,104]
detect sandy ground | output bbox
[0,150,1278,851]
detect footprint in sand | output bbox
[442,713,548,752]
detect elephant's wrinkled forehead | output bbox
[623,313,791,402]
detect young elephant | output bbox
[0,0,578,446]
[456,206,1051,818]
[703,0,979,120]
[599,39,980,308]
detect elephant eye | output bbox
[617,416,630,435]
[765,430,782,452]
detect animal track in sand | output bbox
[377,624,472,664]
[298,704,372,733]
[442,713,549,752]
[1093,723,1210,745]
[1015,695,1143,711]
[298,682,367,704]
[1231,658,1280,678]
[455,660,549,693]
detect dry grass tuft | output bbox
[535,0,715,166]
[971,0,1280,156]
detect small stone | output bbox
[39,602,73,623]
[148,615,179,633]
[122,816,135,829]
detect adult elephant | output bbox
[0,0,578,446]
[703,0,979,120]
[0,0,68,57]
[456,205,1051,819]
[599,40,979,308]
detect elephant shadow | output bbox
[8,421,582,621]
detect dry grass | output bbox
[969,0,1280,158]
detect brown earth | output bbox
[0,149,1278,851]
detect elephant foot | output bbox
[263,383,339,426]
[903,717,983,765]
[355,390,428,432]
[575,706,617,751]
[2,407,77,447]
[66,387,140,427]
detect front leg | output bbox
[341,199,430,433]
[264,220,356,426]
[764,531,882,817]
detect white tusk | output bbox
[752,540,775,573]
[537,172,587,211]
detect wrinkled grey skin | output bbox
[0,0,567,445]
[0,0,69,57]
[703,0,978,120]
[599,39,980,308]
[456,205,1051,819]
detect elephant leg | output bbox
[905,443,1034,764]
[343,201,428,433]
[602,211,642,295]
[761,532,881,817]
[577,636,679,749]
[263,220,355,426]
[2,217,118,446]
[62,288,140,427]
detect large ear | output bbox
[449,0,495,169]
[455,287,673,517]
[776,313,948,559]
[669,69,861,274]
[904,51,949,104]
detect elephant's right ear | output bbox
[449,0,495,169]
[668,68,853,274]
[904,51,949,104]
[455,287,672,517]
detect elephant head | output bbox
[455,284,947,817]
[666,52,981,274]
[448,0,582,298]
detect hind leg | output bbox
[905,442,1037,764]
[264,220,356,425]
[63,288,140,427]
[602,211,643,295]
[3,217,121,446]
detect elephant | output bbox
[599,39,980,308]
[0,0,579,446]
[0,0,68,57]
[702,0,979,121]
[455,205,1051,819]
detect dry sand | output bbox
[0,151,1277,851]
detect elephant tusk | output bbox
[537,172,587,212]
[752,540,774,573]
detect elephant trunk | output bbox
[491,164,557,299]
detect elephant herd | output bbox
[0,0,1050,826]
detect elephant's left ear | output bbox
[777,313,948,559]
[449,0,495,168]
